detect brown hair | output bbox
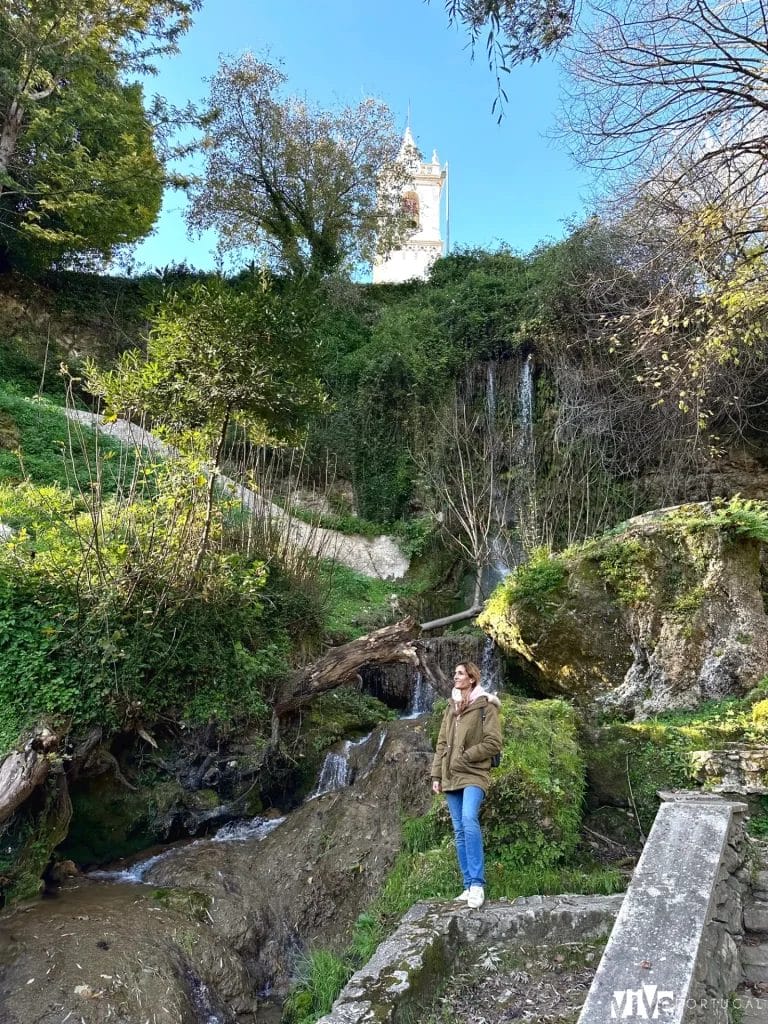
[453,661,482,714]
[458,661,482,687]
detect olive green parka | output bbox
[431,690,502,793]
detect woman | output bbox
[431,661,502,909]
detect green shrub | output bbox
[585,681,768,833]
[483,697,585,870]
[484,548,568,620]
[596,538,653,605]
[0,481,289,756]
[302,689,395,755]
[665,496,768,545]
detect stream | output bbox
[0,718,434,1024]
[0,600,506,1024]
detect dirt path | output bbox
[65,409,409,580]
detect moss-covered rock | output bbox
[582,720,694,834]
[484,696,585,871]
[0,776,71,904]
[581,684,768,832]
[479,500,768,718]
[284,688,396,799]
[59,774,183,866]
[426,695,586,872]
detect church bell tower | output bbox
[373,126,446,284]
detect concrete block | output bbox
[317,895,623,1024]
[577,799,737,1024]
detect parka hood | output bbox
[471,688,501,708]
[450,687,501,710]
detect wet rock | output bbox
[146,720,434,987]
[0,881,251,1024]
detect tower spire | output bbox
[374,121,446,284]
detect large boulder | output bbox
[478,500,768,719]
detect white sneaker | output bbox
[454,888,471,902]
[467,885,485,909]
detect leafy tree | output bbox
[88,275,325,567]
[437,0,575,117]
[0,0,199,269]
[187,54,409,278]
[442,0,768,224]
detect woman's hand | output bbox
[432,780,442,794]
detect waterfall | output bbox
[87,811,286,884]
[481,636,502,694]
[403,671,435,718]
[310,747,352,797]
[308,731,376,799]
[518,353,534,451]
[211,815,286,843]
[185,970,227,1024]
[88,815,287,884]
[486,361,497,421]
[89,846,179,884]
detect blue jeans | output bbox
[444,785,486,887]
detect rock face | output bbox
[690,745,768,796]
[479,502,768,718]
[145,720,433,979]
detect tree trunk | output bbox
[271,616,452,742]
[0,730,58,825]
[420,605,483,632]
[0,98,25,190]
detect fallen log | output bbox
[420,605,483,632]
[273,617,421,719]
[0,729,58,826]
[270,616,452,744]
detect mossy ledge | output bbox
[479,499,768,719]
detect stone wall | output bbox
[316,894,623,1024]
[686,801,748,1022]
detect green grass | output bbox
[283,502,385,539]
[0,389,133,493]
[282,949,351,1024]
[319,561,431,640]
[0,330,85,403]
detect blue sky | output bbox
[131,0,592,274]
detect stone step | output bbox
[753,871,768,896]
[746,905,768,932]
[733,986,768,1022]
[741,943,768,985]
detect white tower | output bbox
[373,126,447,284]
